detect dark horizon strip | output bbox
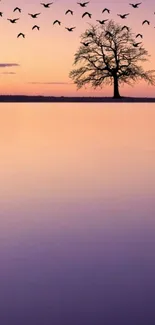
[0,95,155,102]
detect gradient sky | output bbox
[0,103,155,324]
[0,0,155,96]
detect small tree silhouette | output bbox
[69,20,155,98]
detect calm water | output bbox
[0,103,155,325]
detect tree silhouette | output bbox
[69,20,155,98]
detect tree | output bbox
[69,20,155,98]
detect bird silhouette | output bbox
[82,12,92,18]
[0,11,3,17]
[77,2,89,7]
[28,13,41,18]
[65,9,73,15]
[53,20,61,25]
[105,31,112,36]
[142,20,150,25]
[17,32,25,38]
[136,33,143,38]
[117,13,129,18]
[133,42,142,47]
[96,19,108,24]
[102,8,110,14]
[65,27,76,31]
[13,7,21,13]
[81,41,91,46]
[32,25,40,30]
[87,31,94,37]
[121,25,129,31]
[129,2,141,8]
[41,2,53,7]
[7,18,19,23]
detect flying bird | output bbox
[13,7,21,12]
[53,20,61,25]
[65,9,73,15]
[28,13,41,18]
[32,25,40,30]
[133,42,142,47]
[65,27,76,31]
[82,12,92,18]
[96,19,108,24]
[77,2,89,7]
[41,2,53,7]
[105,31,112,37]
[0,11,3,17]
[129,2,141,8]
[102,8,110,14]
[136,33,143,38]
[87,31,94,37]
[117,13,130,18]
[142,20,150,25]
[17,32,25,38]
[7,18,19,23]
[81,41,91,46]
[121,25,129,31]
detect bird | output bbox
[17,32,25,38]
[142,20,150,25]
[136,33,143,38]
[105,31,112,37]
[7,18,19,23]
[117,13,129,18]
[82,12,92,18]
[32,25,40,30]
[133,42,142,47]
[0,11,3,17]
[53,20,61,25]
[129,2,141,8]
[102,8,110,14]
[87,31,94,37]
[13,7,21,13]
[65,9,73,15]
[77,2,89,7]
[121,25,129,31]
[65,27,76,31]
[81,41,91,46]
[96,19,108,24]
[28,13,41,18]
[41,2,53,7]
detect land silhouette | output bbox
[0,95,155,102]
[69,20,155,98]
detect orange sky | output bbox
[1,103,155,205]
[0,0,155,96]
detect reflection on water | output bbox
[0,103,155,325]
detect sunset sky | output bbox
[1,103,155,325]
[0,0,155,96]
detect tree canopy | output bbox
[69,20,155,98]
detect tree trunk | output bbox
[113,75,121,98]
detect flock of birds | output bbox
[0,1,154,45]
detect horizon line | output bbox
[0,95,155,102]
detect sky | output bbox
[0,0,155,96]
[0,103,155,325]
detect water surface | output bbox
[0,103,155,325]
